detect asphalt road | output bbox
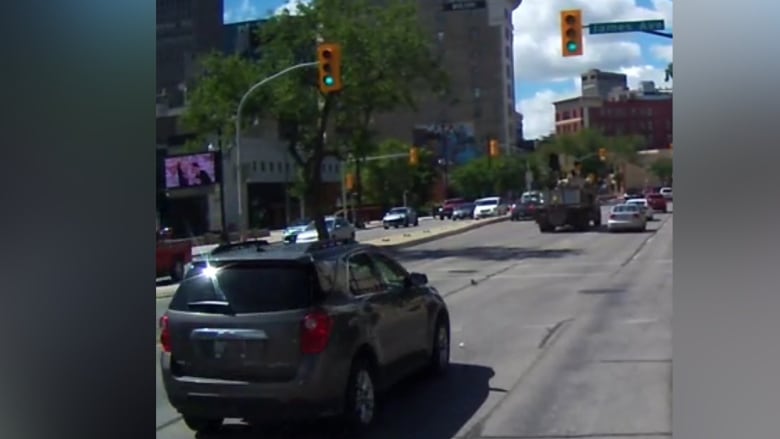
[156,204,672,439]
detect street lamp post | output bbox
[234,61,318,238]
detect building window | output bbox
[507,84,512,100]
[474,106,482,119]
[269,162,275,172]
[505,27,512,41]
[260,161,266,172]
[252,161,257,171]
[505,46,512,59]
[277,162,282,171]
[506,65,511,79]
[286,162,291,172]
[469,27,478,40]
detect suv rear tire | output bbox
[428,316,450,375]
[182,415,222,434]
[343,357,377,432]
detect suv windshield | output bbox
[169,262,314,313]
[476,199,498,206]
[389,208,406,214]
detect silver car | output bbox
[607,204,647,232]
[295,216,356,243]
[382,207,418,228]
[625,198,654,220]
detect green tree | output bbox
[665,62,673,82]
[649,157,673,185]
[360,139,436,208]
[531,129,643,185]
[450,155,531,199]
[182,0,444,239]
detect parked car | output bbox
[659,187,673,201]
[645,193,668,213]
[607,204,647,232]
[473,197,508,219]
[451,202,476,220]
[282,218,310,243]
[437,198,465,220]
[156,228,193,282]
[382,206,418,228]
[160,239,451,434]
[510,191,542,221]
[295,216,356,243]
[625,198,655,221]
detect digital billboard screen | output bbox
[164,152,219,190]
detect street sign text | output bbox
[589,20,665,35]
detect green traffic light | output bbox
[567,41,578,52]
[324,76,335,86]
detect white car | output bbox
[382,206,418,228]
[625,198,654,220]
[607,204,647,232]
[294,216,356,243]
[659,187,673,200]
[473,197,506,219]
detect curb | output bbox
[373,215,509,250]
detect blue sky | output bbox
[222,0,673,139]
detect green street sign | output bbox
[589,20,665,35]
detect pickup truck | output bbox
[156,228,192,282]
[437,198,466,220]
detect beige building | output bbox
[372,0,523,160]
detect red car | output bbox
[645,193,668,213]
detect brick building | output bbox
[553,69,673,150]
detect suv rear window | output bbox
[169,262,314,313]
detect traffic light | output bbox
[560,10,583,57]
[488,139,500,157]
[345,172,355,191]
[409,146,420,166]
[598,148,607,161]
[317,43,343,94]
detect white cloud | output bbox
[518,88,579,140]
[512,0,670,81]
[275,0,309,15]
[518,63,672,140]
[650,44,673,62]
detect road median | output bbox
[365,215,509,249]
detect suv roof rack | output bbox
[211,239,272,254]
[303,238,358,253]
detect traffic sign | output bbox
[589,20,665,35]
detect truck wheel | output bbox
[538,222,554,233]
[593,215,602,227]
[170,260,184,282]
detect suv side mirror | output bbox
[406,272,428,287]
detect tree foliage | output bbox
[450,155,538,200]
[649,157,673,184]
[359,139,437,208]
[530,129,644,185]
[181,0,445,238]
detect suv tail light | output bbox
[159,315,171,353]
[301,310,333,354]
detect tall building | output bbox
[156,0,224,236]
[373,0,523,171]
[553,69,673,151]
[156,0,224,146]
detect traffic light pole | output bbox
[234,61,319,238]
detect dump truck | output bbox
[534,181,602,232]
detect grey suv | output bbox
[159,239,451,434]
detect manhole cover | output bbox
[578,288,625,295]
[448,269,477,274]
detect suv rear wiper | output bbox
[187,300,235,315]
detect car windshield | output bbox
[613,205,639,213]
[627,199,646,205]
[305,219,335,231]
[288,218,309,227]
[476,199,498,206]
[521,194,539,203]
[389,208,406,214]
